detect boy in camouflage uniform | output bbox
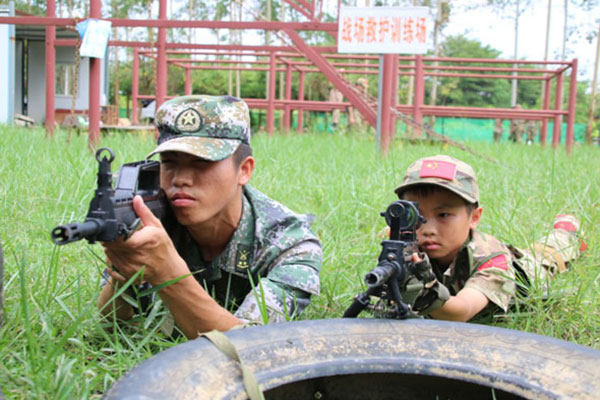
[98,95,322,338]
[493,119,503,142]
[394,155,585,321]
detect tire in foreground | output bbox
[105,318,600,399]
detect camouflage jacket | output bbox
[431,230,516,312]
[163,185,322,324]
[510,119,526,134]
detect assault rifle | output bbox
[343,200,426,319]
[51,148,167,245]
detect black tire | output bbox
[104,318,600,400]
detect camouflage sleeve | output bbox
[463,253,516,312]
[234,240,322,324]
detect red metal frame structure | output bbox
[131,48,577,151]
[0,0,579,154]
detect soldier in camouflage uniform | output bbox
[493,119,503,142]
[525,120,538,145]
[98,95,322,338]
[393,155,585,320]
[328,85,344,131]
[348,78,369,129]
[509,105,525,143]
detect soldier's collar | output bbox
[229,193,254,246]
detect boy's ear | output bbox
[469,206,483,230]
[237,156,255,186]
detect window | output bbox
[56,63,76,96]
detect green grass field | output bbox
[1,126,599,398]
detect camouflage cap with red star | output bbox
[395,155,479,204]
[147,95,251,161]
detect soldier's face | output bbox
[404,189,482,267]
[159,151,253,228]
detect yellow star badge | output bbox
[176,108,203,132]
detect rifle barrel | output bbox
[51,220,101,245]
[365,263,396,287]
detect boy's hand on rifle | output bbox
[102,196,188,286]
[410,252,438,289]
[410,252,450,314]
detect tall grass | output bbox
[1,126,599,398]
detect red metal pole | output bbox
[552,72,564,149]
[389,55,399,140]
[267,52,276,136]
[45,0,56,138]
[132,48,139,125]
[284,63,292,131]
[379,54,395,154]
[565,58,577,155]
[0,16,339,32]
[297,70,305,133]
[540,76,551,146]
[156,0,167,118]
[185,68,192,95]
[413,55,425,138]
[89,0,101,147]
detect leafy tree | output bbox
[12,0,89,16]
[436,34,511,107]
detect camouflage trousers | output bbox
[511,224,582,294]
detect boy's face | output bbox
[159,151,252,228]
[403,188,482,267]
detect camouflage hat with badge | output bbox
[395,155,479,204]
[147,95,251,161]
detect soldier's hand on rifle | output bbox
[409,253,450,314]
[102,196,188,287]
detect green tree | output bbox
[436,35,511,107]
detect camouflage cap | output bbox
[395,155,479,204]
[147,95,251,161]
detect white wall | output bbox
[0,4,15,124]
[55,45,91,111]
[27,41,108,124]
[27,41,46,124]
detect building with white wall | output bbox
[0,3,109,126]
